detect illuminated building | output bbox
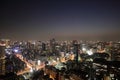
[0,39,10,47]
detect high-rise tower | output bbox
[0,46,6,75]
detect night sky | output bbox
[0,0,120,41]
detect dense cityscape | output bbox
[0,39,120,80]
[1,0,120,80]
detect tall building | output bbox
[73,40,79,64]
[50,38,56,53]
[0,46,6,75]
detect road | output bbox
[15,54,45,75]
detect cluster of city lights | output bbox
[82,47,93,55]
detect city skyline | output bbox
[0,0,120,41]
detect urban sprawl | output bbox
[0,39,120,80]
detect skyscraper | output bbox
[0,46,6,75]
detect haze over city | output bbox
[0,0,120,41]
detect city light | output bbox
[5,49,11,54]
[14,49,19,53]
[30,68,33,73]
[87,50,93,55]
[82,47,86,51]
[1,0,120,79]
[37,60,41,65]
[1,39,120,80]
